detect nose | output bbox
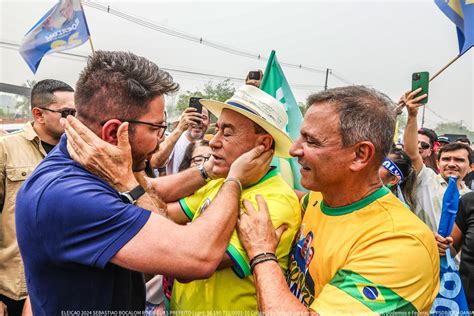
[209,132,221,150]
[289,137,303,157]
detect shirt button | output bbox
[21,171,27,176]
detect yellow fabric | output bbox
[0,122,46,300]
[172,169,301,311]
[287,188,440,314]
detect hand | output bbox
[176,107,205,132]
[237,195,287,259]
[203,156,219,180]
[434,232,454,256]
[62,116,138,191]
[399,88,427,117]
[0,300,7,316]
[227,145,273,187]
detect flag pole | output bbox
[429,54,461,82]
[395,53,462,116]
[79,0,95,54]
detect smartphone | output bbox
[411,72,429,104]
[189,97,203,114]
[248,71,262,81]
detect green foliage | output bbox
[168,79,235,121]
[15,80,36,118]
[434,121,474,140]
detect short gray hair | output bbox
[307,86,396,163]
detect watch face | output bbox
[119,192,134,204]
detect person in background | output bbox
[379,147,417,212]
[403,89,471,232]
[437,136,450,151]
[0,79,75,316]
[178,139,212,172]
[418,127,439,173]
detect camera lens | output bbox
[413,73,420,81]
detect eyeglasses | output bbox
[191,154,211,165]
[418,141,431,150]
[37,106,76,118]
[100,119,167,138]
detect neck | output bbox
[32,122,60,145]
[321,173,383,208]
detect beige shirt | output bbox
[415,165,471,232]
[0,122,46,300]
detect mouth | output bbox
[299,160,311,172]
[212,154,225,162]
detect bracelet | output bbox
[250,256,278,274]
[197,164,210,182]
[224,177,242,192]
[249,252,276,267]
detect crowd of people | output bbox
[0,50,473,315]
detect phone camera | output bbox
[412,73,420,81]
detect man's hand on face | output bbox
[176,107,205,133]
[62,116,138,191]
[237,195,287,260]
[227,145,273,187]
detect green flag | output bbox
[261,50,306,191]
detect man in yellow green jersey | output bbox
[237,86,440,314]
[166,85,301,312]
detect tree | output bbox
[434,121,474,141]
[15,80,36,118]
[167,79,235,121]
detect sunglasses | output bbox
[38,106,76,118]
[100,119,167,138]
[191,154,211,165]
[418,141,431,150]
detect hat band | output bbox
[227,101,260,117]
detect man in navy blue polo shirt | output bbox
[15,51,272,315]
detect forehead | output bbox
[51,91,75,108]
[141,95,165,120]
[218,109,255,128]
[302,103,339,134]
[440,149,470,159]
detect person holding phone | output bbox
[245,70,263,88]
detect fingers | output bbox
[255,194,269,216]
[275,224,288,243]
[66,116,99,143]
[242,199,257,216]
[116,122,130,150]
[407,88,422,100]
[412,93,427,103]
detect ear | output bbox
[31,107,45,124]
[256,134,273,151]
[349,141,376,172]
[387,175,401,187]
[101,119,122,145]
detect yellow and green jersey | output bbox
[171,168,301,312]
[288,186,440,314]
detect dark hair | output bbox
[75,51,179,128]
[178,139,210,172]
[307,86,396,164]
[438,142,473,164]
[30,79,74,109]
[387,148,417,212]
[456,136,471,145]
[418,128,437,146]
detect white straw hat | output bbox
[200,85,293,158]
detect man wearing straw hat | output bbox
[164,84,301,312]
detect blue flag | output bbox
[19,0,91,73]
[260,50,306,192]
[431,177,469,315]
[435,0,474,54]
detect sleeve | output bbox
[178,186,206,221]
[310,233,438,314]
[37,176,151,268]
[226,192,300,278]
[456,193,474,233]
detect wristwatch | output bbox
[198,164,210,182]
[119,185,146,204]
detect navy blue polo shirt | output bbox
[16,135,151,315]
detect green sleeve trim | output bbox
[226,243,251,279]
[321,186,390,216]
[178,199,194,220]
[329,269,417,314]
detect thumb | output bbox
[275,224,288,244]
[117,122,130,149]
[248,144,266,159]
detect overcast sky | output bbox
[1,0,473,128]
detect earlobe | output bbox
[257,135,273,151]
